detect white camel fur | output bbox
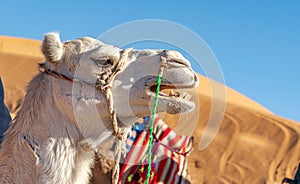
[0,33,198,184]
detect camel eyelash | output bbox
[90,56,114,66]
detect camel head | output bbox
[41,32,198,128]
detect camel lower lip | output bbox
[147,90,196,114]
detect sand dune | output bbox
[0,36,299,183]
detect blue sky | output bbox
[0,1,299,121]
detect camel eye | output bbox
[105,59,113,65]
[91,56,113,66]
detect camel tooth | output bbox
[169,90,175,96]
[159,91,168,97]
[175,91,180,97]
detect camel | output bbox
[0,32,198,184]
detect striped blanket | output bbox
[119,116,194,184]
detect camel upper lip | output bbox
[148,73,199,91]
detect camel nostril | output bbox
[163,50,191,67]
[170,59,191,67]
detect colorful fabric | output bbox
[120,116,193,184]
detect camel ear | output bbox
[42,32,64,63]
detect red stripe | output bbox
[155,158,167,182]
[161,143,171,181]
[157,126,171,142]
[120,131,149,183]
[129,131,148,169]
[169,134,182,149]
[171,153,180,183]
[175,137,188,153]
[166,156,174,183]
[154,117,160,126]
[154,141,169,182]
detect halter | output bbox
[40,48,132,137]
[40,48,168,184]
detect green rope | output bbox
[145,73,162,184]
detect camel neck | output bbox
[0,73,96,184]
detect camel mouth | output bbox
[146,83,196,114]
[149,84,192,98]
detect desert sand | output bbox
[0,35,299,184]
